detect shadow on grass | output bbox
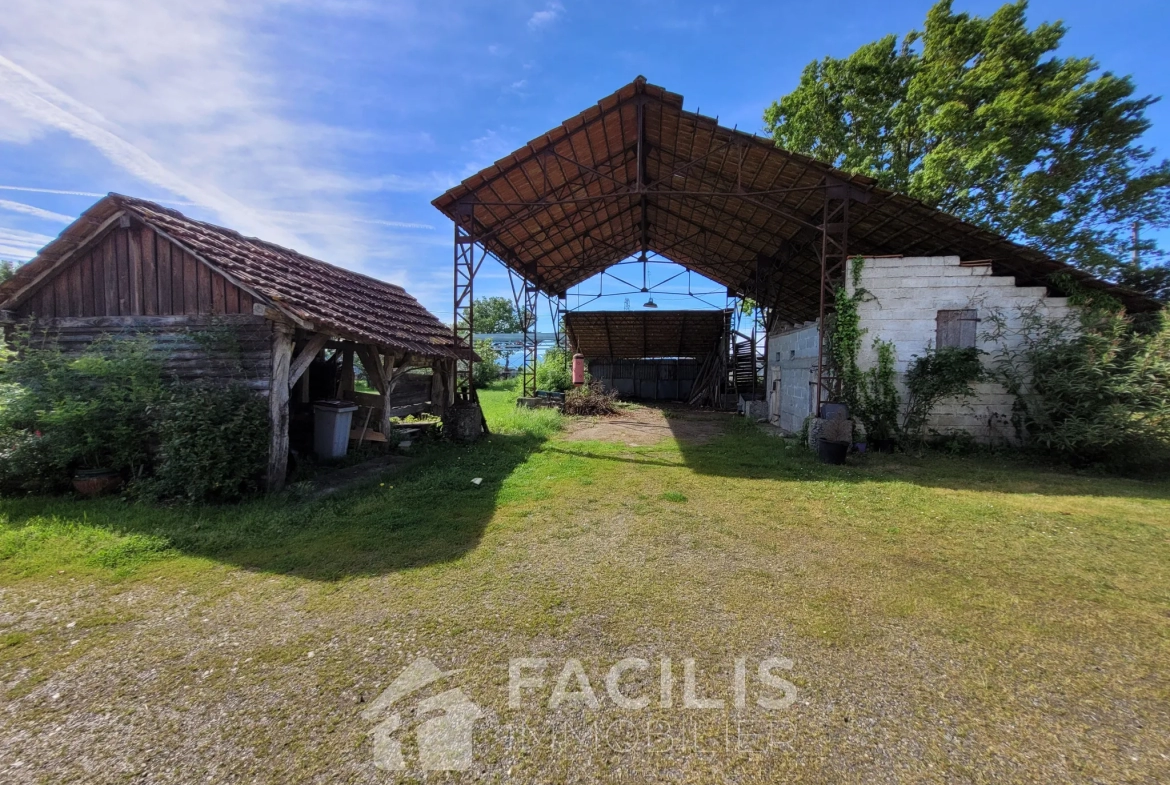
[668,414,1170,501]
[542,447,683,469]
[0,430,548,582]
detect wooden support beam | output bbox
[430,359,448,417]
[380,354,396,439]
[288,333,330,390]
[355,344,386,395]
[379,352,414,438]
[267,324,294,492]
[333,344,355,398]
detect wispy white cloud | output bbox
[0,199,73,223]
[528,1,564,30]
[0,52,293,242]
[0,0,441,270]
[0,227,55,259]
[0,185,107,198]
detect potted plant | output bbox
[816,404,852,465]
[72,466,123,496]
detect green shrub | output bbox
[535,347,573,392]
[0,325,270,502]
[902,346,984,443]
[985,305,1170,469]
[856,339,900,442]
[473,338,501,387]
[0,429,72,494]
[0,332,163,491]
[139,383,269,503]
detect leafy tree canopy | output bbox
[461,296,525,333]
[763,0,1170,297]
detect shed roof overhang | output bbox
[433,76,1159,322]
[566,309,731,359]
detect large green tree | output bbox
[763,0,1170,296]
[461,296,524,333]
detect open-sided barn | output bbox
[0,194,462,489]
[434,76,1160,441]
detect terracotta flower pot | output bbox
[72,469,122,497]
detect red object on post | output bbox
[572,353,585,386]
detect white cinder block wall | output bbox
[766,321,819,434]
[766,255,1071,443]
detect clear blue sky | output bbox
[1,1,1166,325]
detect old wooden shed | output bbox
[0,194,462,489]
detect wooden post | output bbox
[444,359,456,408]
[288,333,329,390]
[381,356,395,439]
[430,359,447,417]
[338,345,355,398]
[267,324,294,491]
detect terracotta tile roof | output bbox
[2,194,463,360]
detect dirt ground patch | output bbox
[563,404,733,446]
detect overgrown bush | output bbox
[473,338,501,387]
[0,326,271,501]
[856,339,900,442]
[984,304,1170,469]
[902,346,984,443]
[138,383,269,503]
[563,381,619,416]
[535,347,573,392]
[0,333,163,492]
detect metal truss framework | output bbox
[439,78,1158,395]
[452,200,478,401]
[449,99,869,401]
[811,180,870,415]
[520,281,539,397]
[453,191,863,401]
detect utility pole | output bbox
[1133,221,1141,267]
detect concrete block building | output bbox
[767,255,1074,442]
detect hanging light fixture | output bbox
[643,295,658,308]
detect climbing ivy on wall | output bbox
[824,257,903,443]
[825,257,868,413]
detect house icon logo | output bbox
[362,658,485,771]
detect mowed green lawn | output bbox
[1,386,1168,783]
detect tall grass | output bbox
[478,381,564,438]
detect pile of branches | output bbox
[563,381,620,416]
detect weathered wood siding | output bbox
[341,371,433,417]
[15,224,255,319]
[21,315,274,392]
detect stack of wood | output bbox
[687,337,727,407]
